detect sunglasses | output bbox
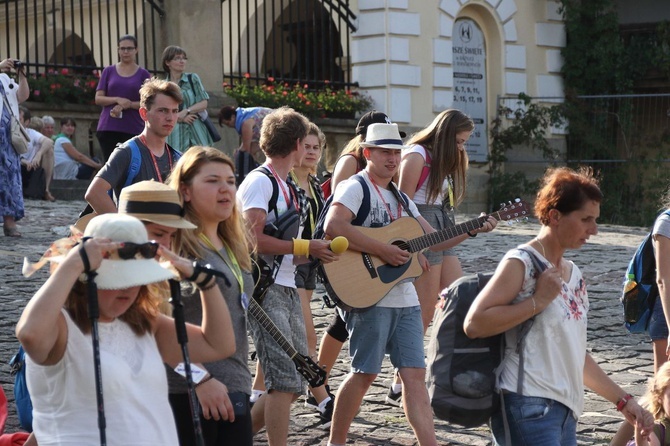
[117,241,159,260]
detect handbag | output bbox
[2,94,30,155]
[198,110,222,143]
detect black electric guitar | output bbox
[250,258,326,388]
[320,199,529,311]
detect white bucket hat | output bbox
[83,213,178,289]
[119,180,196,229]
[359,123,407,150]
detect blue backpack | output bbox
[621,210,670,333]
[9,345,32,432]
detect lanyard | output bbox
[199,234,244,294]
[139,135,172,183]
[267,164,298,211]
[445,176,454,209]
[290,171,319,233]
[369,176,401,222]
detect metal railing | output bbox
[1,0,165,75]
[222,0,357,89]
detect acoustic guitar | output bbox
[320,199,529,311]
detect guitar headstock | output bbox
[494,198,530,224]
[293,354,327,388]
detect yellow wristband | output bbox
[292,238,310,256]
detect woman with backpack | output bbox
[464,167,653,445]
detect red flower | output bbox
[324,80,330,84]
[61,68,69,75]
[282,91,288,96]
[244,72,251,79]
[268,76,275,82]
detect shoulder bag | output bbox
[2,93,30,155]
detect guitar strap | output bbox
[389,182,416,219]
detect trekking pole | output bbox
[169,279,205,446]
[80,239,106,446]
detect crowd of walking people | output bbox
[2,34,669,446]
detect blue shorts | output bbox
[341,306,425,374]
[649,296,668,340]
[491,393,577,446]
[416,204,456,265]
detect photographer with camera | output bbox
[0,58,29,237]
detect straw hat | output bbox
[359,123,407,150]
[355,111,406,138]
[83,213,178,289]
[118,181,196,229]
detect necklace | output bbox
[535,238,547,259]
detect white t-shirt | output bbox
[238,166,302,287]
[21,128,45,162]
[403,144,451,206]
[26,310,178,445]
[333,171,421,308]
[498,246,589,417]
[53,135,79,180]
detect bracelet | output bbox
[198,278,217,291]
[195,374,213,388]
[530,297,536,317]
[292,238,310,256]
[467,230,477,238]
[616,394,634,411]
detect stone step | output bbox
[49,179,90,201]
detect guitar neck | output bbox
[406,211,502,253]
[247,299,298,358]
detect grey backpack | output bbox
[426,248,546,427]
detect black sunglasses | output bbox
[117,241,159,260]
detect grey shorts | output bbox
[295,262,317,290]
[417,204,457,265]
[248,284,307,394]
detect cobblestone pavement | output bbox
[0,199,655,445]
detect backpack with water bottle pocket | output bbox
[621,210,670,334]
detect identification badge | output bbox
[240,292,249,310]
[174,363,207,383]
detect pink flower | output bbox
[268,76,275,82]
[34,90,40,96]
[61,68,69,75]
[244,72,251,79]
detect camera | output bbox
[13,60,24,69]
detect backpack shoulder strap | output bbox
[254,166,280,219]
[123,139,142,188]
[351,174,371,226]
[416,149,432,191]
[187,73,195,92]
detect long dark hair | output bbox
[407,109,474,206]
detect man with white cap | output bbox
[324,123,458,446]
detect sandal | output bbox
[3,226,22,237]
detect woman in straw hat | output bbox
[16,213,235,446]
[166,146,255,445]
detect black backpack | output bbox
[426,248,546,427]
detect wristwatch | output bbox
[186,108,191,114]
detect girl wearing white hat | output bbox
[16,213,235,446]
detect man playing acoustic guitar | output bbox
[323,123,495,446]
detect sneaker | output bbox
[304,390,318,410]
[305,385,334,409]
[318,398,334,429]
[385,387,402,407]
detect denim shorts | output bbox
[248,284,307,394]
[295,262,317,290]
[341,305,425,374]
[416,204,456,265]
[648,295,669,340]
[491,392,577,446]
